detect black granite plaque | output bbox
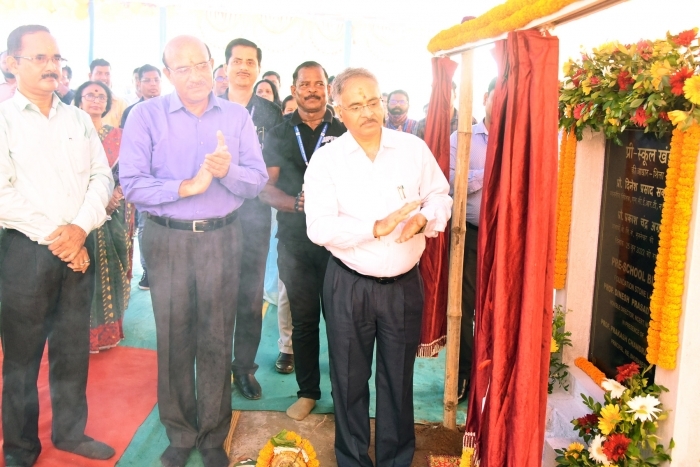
[589,130,670,380]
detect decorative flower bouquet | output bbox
[559,28,700,143]
[256,430,319,467]
[549,305,573,394]
[555,363,673,466]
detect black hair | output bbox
[133,67,140,75]
[62,65,72,80]
[213,64,224,75]
[224,38,261,66]
[292,61,328,85]
[488,77,497,94]
[387,89,409,103]
[262,70,280,82]
[138,64,161,79]
[89,58,110,74]
[281,95,295,111]
[328,75,335,84]
[73,80,112,118]
[162,43,211,69]
[7,25,51,56]
[253,79,281,108]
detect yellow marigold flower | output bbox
[550,337,559,353]
[598,404,622,435]
[684,75,700,105]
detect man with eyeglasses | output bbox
[384,89,418,135]
[259,61,346,421]
[304,67,452,467]
[120,64,161,128]
[125,67,142,106]
[88,58,127,129]
[120,35,267,467]
[212,64,227,96]
[219,37,283,401]
[0,50,17,103]
[0,25,116,466]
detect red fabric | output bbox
[465,30,559,466]
[0,346,158,466]
[417,57,458,357]
[102,127,122,168]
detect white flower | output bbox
[589,434,611,465]
[601,379,626,399]
[627,394,662,422]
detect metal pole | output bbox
[88,0,95,65]
[159,6,167,58]
[443,49,474,429]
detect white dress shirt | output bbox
[0,91,114,244]
[304,128,452,277]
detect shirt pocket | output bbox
[68,135,91,174]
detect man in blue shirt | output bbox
[448,77,496,402]
[120,35,268,467]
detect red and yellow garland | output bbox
[574,357,606,388]
[427,0,581,53]
[256,430,319,467]
[554,130,578,289]
[647,123,700,369]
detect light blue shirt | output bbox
[449,121,488,226]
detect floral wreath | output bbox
[256,430,320,467]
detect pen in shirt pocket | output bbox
[397,185,406,200]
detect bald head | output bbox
[162,35,214,110]
[162,35,211,70]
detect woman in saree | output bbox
[74,80,134,352]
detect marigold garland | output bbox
[647,123,700,369]
[574,357,606,388]
[427,0,581,53]
[256,430,319,467]
[554,130,578,289]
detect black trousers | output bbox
[458,223,478,382]
[277,239,329,400]
[231,198,271,375]
[143,218,241,449]
[324,258,424,467]
[0,230,95,465]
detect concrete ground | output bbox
[228,411,463,466]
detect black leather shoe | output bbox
[55,440,115,460]
[160,446,192,467]
[200,446,229,467]
[275,352,295,374]
[233,373,262,400]
[4,452,38,467]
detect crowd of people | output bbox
[0,22,494,467]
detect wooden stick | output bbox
[443,49,475,429]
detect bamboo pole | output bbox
[443,49,474,429]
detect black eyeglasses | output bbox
[82,94,107,103]
[14,55,67,66]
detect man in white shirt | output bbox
[304,67,452,467]
[0,25,115,467]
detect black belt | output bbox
[332,256,414,285]
[467,222,479,231]
[148,211,238,232]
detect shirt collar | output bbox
[12,89,61,114]
[345,127,398,154]
[290,108,333,126]
[168,90,220,114]
[473,120,487,135]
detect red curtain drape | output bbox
[465,30,559,466]
[418,56,458,357]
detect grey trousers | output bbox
[143,217,242,449]
[324,258,424,467]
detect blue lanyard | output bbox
[294,122,328,166]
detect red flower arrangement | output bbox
[674,28,698,47]
[602,433,632,462]
[574,413,599,434]
[637,40,654,60]
[670,67,695,96]
[617,70,634,91]
[630,106,649,127]
[615,362,640,383]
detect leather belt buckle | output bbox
[192,220,206,233]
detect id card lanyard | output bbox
[294,122,329,166]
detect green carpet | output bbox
[117,246,465,466]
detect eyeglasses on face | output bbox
[14,54,68,66]
[388,99,407,106]
[214,76,227,82]
[167,61,211,77]
[82,94,107,103]
[140,78,161,84]
[342,99,382,115]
